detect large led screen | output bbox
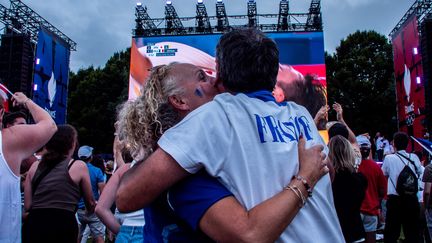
[129,32,326,117]
[392,15,427,150]
[33,29,70,124]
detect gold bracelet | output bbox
[291,185,307,206]
[285,185,305,207]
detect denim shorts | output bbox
[361,213,378,232]
[115,225,144,243]
[77,209,105,238]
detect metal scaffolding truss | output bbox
[277,0,289,31]
[165,3,185,34]
[390,0,432,38]
[196,2,212,33]
[305,0,322,31]
[133,1,322,37]
[216,1,229,31]
[247,1,258,28]
[0,0,76,50]
[134,4,158,36]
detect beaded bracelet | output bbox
[294,175,313,197]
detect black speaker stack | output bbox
[0,30,35,101]
[421,18,432,137]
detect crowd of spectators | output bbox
[1,28,432,243]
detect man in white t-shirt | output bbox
[375,132,385,161]
[117,28,344,242]
[381,131,423,242]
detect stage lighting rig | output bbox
[165,1,185,34]
[196,0,211,33]
[216,0,229,31]
[247,0,257,27]
[277,0,289,31]
[0,0,76,50]
[133,0,322,35]
[134,4,157,36]
[306,0,322,31]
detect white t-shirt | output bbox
[0,131,21,243]
[376,137,384,150]
[383,139,392,155]
[381,150,424,196]
[159,92,344,243]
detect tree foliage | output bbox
[68,49,130,153]
[326,30,396,137]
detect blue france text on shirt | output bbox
[255,114,313,143]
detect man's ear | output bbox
[168,95,189,111]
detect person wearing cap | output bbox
[76,145,106,243]
[0,92,57,242]
[357,135,387,243]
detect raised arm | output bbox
[116,148,190,212]
[96,164,130,234]
[113,136,125,170]
[314,105,329,127]
[3,93,57,175]
[199,137,328,242]
[332,102,356,144]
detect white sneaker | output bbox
[376,233,384,240]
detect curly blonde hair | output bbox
[117,63,184,160]
[328,135,356,173]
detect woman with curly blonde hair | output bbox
[103,62,328,242]
[329,135,367,243]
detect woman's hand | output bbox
[332,102,343,122]
[297,136,328,188]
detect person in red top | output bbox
[357,135,387,243]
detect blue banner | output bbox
[33,29,70,124]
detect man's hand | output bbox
[297,136,328,188]
[11,92,29,107]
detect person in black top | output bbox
[329,135,367,242]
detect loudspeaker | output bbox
[0,31,35,99]
[421,18,432,137]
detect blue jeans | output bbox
[115,225,144,243]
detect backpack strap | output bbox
[396,152,420,176]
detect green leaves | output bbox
[68,49,130,153]
[327,30,396,136]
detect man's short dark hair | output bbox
[328,123,349,140]
[3,111,27,127]
[393,132,409,151]
[216,28,279,93]
[360,147,371,160]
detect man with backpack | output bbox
[381,132,424,243]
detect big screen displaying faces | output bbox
[129,32,326,116]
